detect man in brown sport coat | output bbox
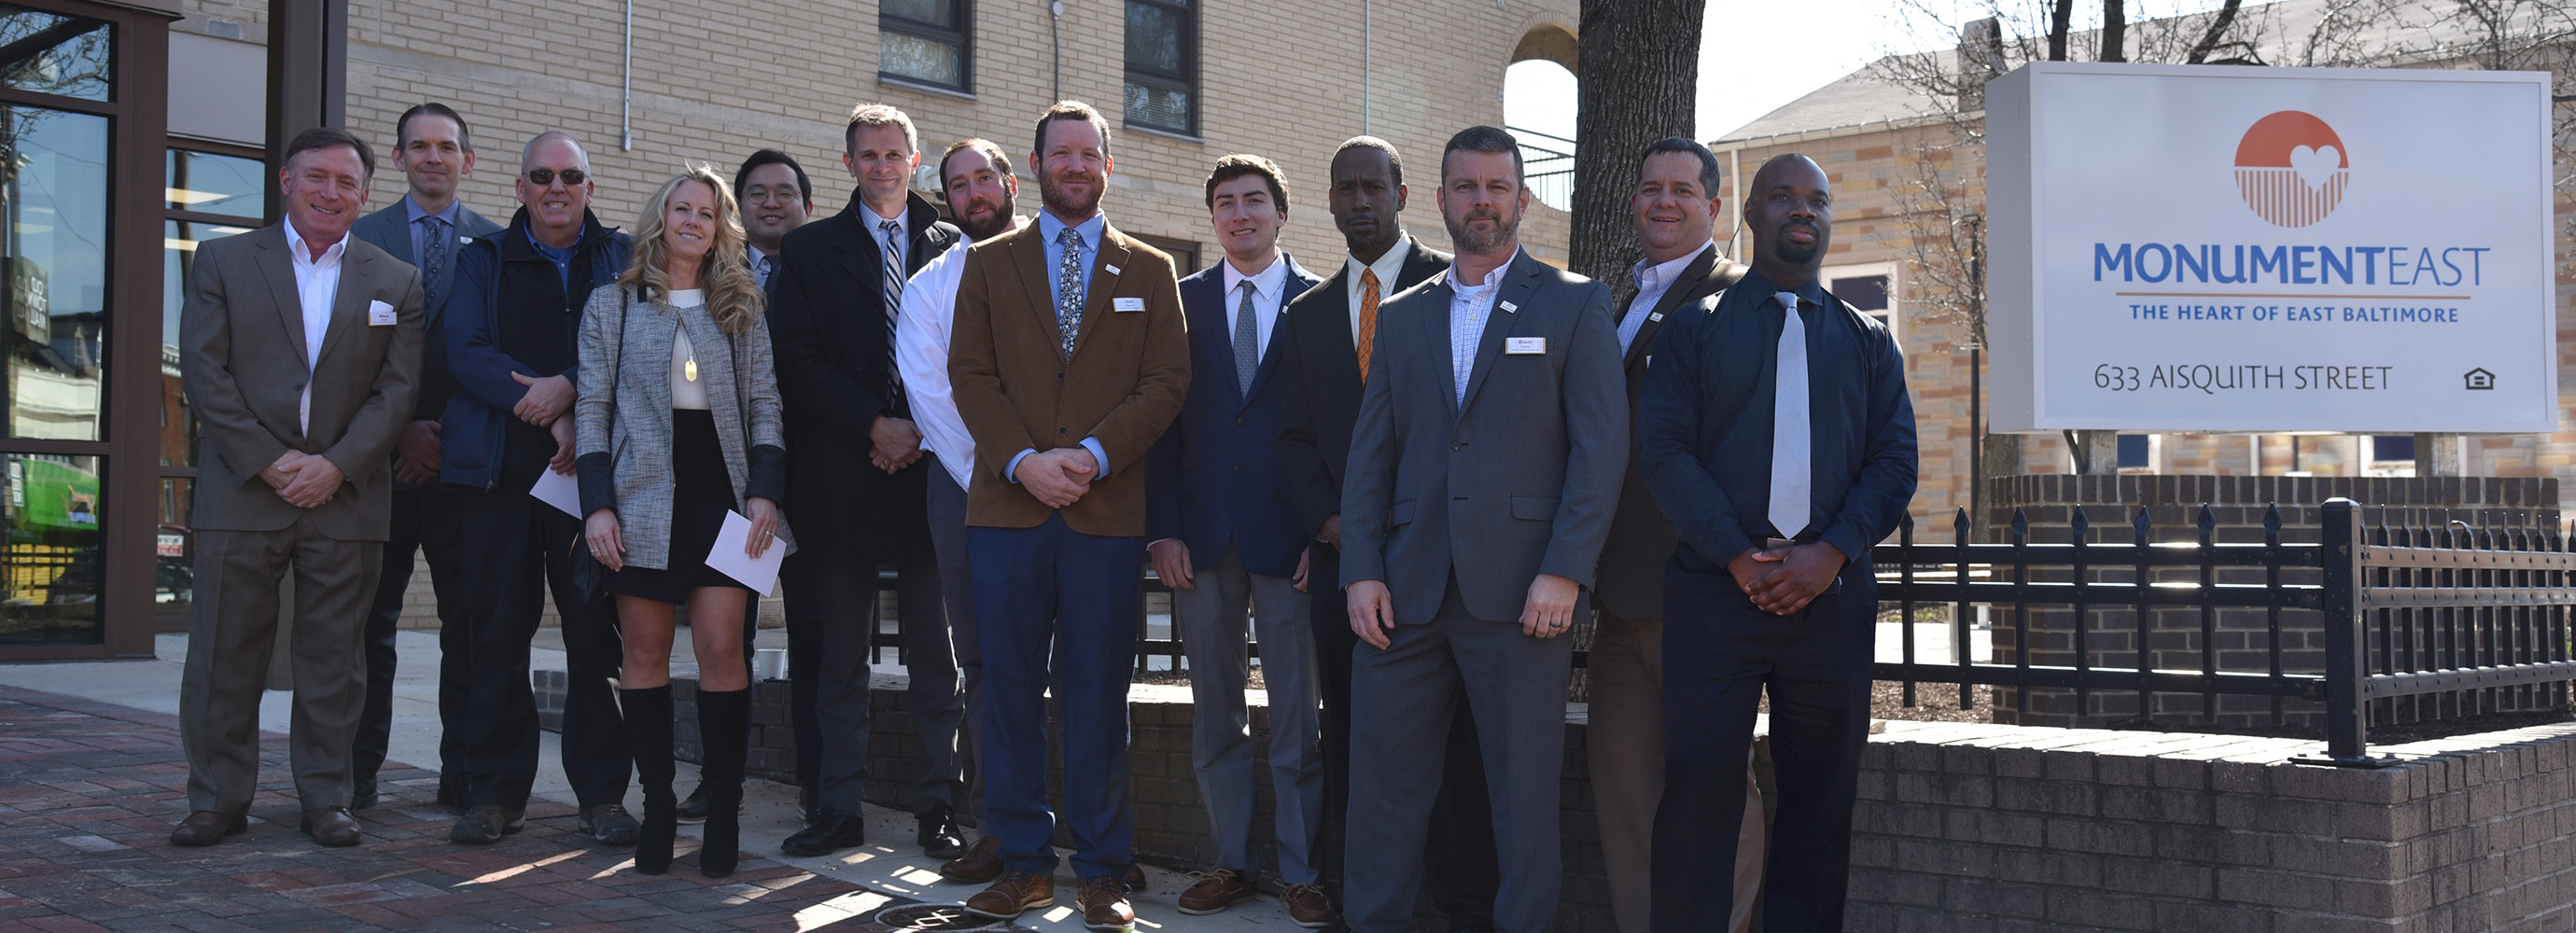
[171,128,424,850]
[947,101,1188,931]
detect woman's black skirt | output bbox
[603,408,749,605]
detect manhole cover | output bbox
[874,902,1004,930]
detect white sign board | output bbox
[1986,63,2556,433]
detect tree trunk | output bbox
[2101,0,2129,62]
[1568,0,1706,285]
[2186,0,2246,63]
[2048,0,2075,61]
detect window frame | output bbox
[878,0,973,94]
[1821,261,1897,341]
[1130,234,1200,277]
[1121,0,1199,137]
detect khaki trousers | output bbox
[1590,609,1763,933]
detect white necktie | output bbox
[1770,290,1811,540]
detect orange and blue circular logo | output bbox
[2232,111,2348,228]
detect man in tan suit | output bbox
[947,100,1188,931]
[172,128,425,849]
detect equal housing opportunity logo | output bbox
[2232,110,2348,229]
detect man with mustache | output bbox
[1337,125,1626,933]
[768,103,965,860]
[1146,153,1328,925]
[346,103,503,814]
[892,136,1023,882]
[439,131,636,847]
[947,100,1188,930]
[1637,154,1917,932]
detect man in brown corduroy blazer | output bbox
[945,100,1188,930]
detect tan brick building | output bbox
[1706,0,2576,526]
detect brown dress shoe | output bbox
[1176,868,1257,915]
[941,834,1005,884]
[1119,861,1147,893]
[168,811,245,847]
[961,868,1053,920]
[1281,882,1337,927]
[1077,874,1136,930]
[300,806,361,847]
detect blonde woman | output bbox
[574,167,791,877]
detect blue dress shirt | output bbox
[1009,211,1113,483]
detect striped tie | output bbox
[878,219,904,400]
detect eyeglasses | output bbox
[525,167,588,187]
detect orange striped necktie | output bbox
[1357,269,1380,383]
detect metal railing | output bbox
[1506,125,1575,212]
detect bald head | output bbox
[1745,153,1831,288]
[521,131,591,173]
[516,131,595,247]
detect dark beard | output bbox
[1773,225,1824,265]
[1039,172,1103,220]
[958,195,1015,241]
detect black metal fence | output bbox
[1870,497,2573,764]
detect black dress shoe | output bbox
[450,803,525,843]
[168,811,246,847]
[917,803,967,859]
[580,803,641,845]
[675,782,710,825]
[778,807,866,857]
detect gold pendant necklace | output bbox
[684,350,699,383]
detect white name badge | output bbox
[1113,297,1146,313]
[1499,300,1519,313]
[1103,263,1122,275]
[368,299,397,327]
[1506,337,1547,355]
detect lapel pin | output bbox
[1104,263,1122,275]
[459,236,474,244]
[1649,312,1664,322]
[1500,299,1519,313]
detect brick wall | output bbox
[1977,475,2565,731]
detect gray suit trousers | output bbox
[925,464,986,826]
[180,518,384,814]
[1174,542,1322,883]
[1345,582,1575,933]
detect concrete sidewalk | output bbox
[0,632,1323,931]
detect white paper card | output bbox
[529,467,581,517]
[707,510,785,593]
[1113,297,1146,313]
[1506,337,1547,355]
[368,299,397,327]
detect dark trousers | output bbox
[970,513,1140,880]
[356,485,467,791]
[923,462,984,826]
[453,478,631,810]
[783,536,952,815]
[1312,546,1497,927]
[1652,568,1873,933]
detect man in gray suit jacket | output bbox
[173,128,425,849]
[1338,125,1627,933]
[346,103,503,812]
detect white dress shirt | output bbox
[1620,245,1708,354]
[283,219,348,435]
[893,227,988,491]
[1342,236,1413,343]
[1221,253,1290,362]
[1447,249,1517,405]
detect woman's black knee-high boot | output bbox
[623,686,679,875]
[695,688,750,878]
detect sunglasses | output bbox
[525,167,588,186]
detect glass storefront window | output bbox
[155,476,189,628]
[0,105,111,441]
[0,6,110,103]
[166,149,262,216]
[0,452,104,644]
[161,218,251,466]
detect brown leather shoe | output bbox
[1176,868,1257,915]
[168,811,245,847]
[941,834,1005,884]
[1119,861,1147,893]
[961,868,1053,920]
[1281,882,1337,927]
[1076,875,1135,930]
[300,806,361,847]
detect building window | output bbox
[1131,234,1199,276]
[1123,0,1197,135]
[1824,263,1896,339]
[2370,435,2415,463]
[161,145,264,469]
[2117,434,2152,470]
[880,0,970,91]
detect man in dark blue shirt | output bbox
[1636,153,1917,932]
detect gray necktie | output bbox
[1770,290,1811,540]
[1234,280,1260,397]
[756,253,777,290]
[1055,227,1085,359]
[417,215,448,312]
[878,219,904,399]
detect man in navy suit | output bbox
[344,103,503,815]
[1639,154,1917,932]
[1145,153,1331,926]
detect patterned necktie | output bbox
[418,215,448,312]
[878,219,904,400]
[1234,280,1260,397]
[1055,227,1085,360]
[1356,268,1380,383]
[756,253,777,290]
[1769,290,1812,540]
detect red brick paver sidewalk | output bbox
[0,684,971,932]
